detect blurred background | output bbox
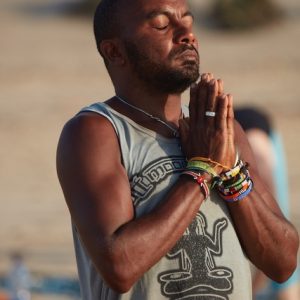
[0,0,299,299]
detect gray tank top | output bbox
[72,102,252,300]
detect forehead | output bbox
[136,0,188,13]
[122,0,190,23]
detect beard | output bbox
[123,39,200,94]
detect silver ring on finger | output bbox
[205,111,216,117]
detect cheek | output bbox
[138,34,173,60]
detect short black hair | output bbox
[93,0,125,55]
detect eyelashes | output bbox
[155,24,169,31]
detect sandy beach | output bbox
[0,0,299,298]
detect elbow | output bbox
[114,284,132,294]
[107,279,133,294]
[267,243,299,283]
[96,256,137,294]
[270,259,298,284]
[276,231,300,282]
[92,237,141,293]
[114,283,133,294]
[103,266,136,293]
[267,228,299,283]
[277,251,299,283]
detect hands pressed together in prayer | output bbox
[180,73,236,175]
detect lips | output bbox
[179,49,198,59]
[172,44,199,61]
[175,50,199,67]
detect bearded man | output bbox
[56,0,299,299]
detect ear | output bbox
[99,39,125,66]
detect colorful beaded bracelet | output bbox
[219,177,252,197]
[217,158,253,202]
[220,160,245,181]
[220,180,253,202]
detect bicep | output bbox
[57,113,134,248]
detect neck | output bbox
[115,88,183,126]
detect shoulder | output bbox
[56,111,121,179]
[58,112,116,151]
[64,110,113,133]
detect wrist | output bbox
[181,170,210,200]
[216,160,253,203]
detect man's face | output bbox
[120,0,200,94]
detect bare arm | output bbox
[181,73,298,283]
[243,130,276,293]
[56,112,208,293]
[227,121,299,282]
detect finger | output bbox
[227,94,234,134]
[206,73,214,81]
[206,79,218,111]
[200,72,209,85]
[197,74,209,123]
[217,79,224,95]
[200,73,210,88]
[215,94,228,131]
[205,79,218,128]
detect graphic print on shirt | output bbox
[130,156,186,206]
[158,212,233,300]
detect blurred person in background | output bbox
[56,0,299,299]
[7,252,31,300]
[235,107,300,300]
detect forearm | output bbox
[227,172,299,282]
[93,176,205,292]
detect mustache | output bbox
[170,44,199,58]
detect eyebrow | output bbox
[146,10,194,21]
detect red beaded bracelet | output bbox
[181,170,210,200]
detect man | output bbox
[56,0,299,299]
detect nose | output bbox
[180,32,196,44]
[174,26,196,46]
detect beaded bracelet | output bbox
[220,179,253,203]
[185,156,253,202]
[218,166,249,188]
[181,170,210,200]
[219,171,247,189]
[189,156,230,171]
[218,177,252,196]
[219,160,245,181]
[216,158,253,202]
[219,180,251,200]
[186,160,218,178]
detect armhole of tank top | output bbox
[78,106,128,168]
[78,108,118,136]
